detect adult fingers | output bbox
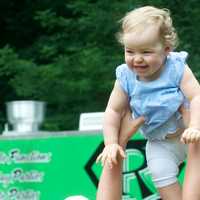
[131,116,145,131]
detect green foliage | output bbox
[0,0,199,131]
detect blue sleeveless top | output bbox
[116,51,188,140]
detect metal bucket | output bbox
[6,100,46,132]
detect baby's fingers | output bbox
[181,129,191,143]
[192,132,200,143]
[96,153,103,163]
[110,151,118,165]
[119,147,126,159]
[195,134,200,142]
[181,133,191,144]
[180,136,185,144]
[107,157,114,169]
[101,153,108,166]
[190,132,197,143]
[181,128,200,144]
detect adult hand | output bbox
[119,109,145,147]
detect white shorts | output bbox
[146,137,187,188]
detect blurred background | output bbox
[0,0,199,132]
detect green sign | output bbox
[0,132,186,200]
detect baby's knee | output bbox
[148,158,179,188]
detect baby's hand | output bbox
[96,143,126,169]
[181,127,200,144]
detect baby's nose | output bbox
[133,54,143,63]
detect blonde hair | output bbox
[117,6,178,49]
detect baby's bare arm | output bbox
[98,83,144,168]
[103,80,129,145]
[97,81,128,168]
[180,65,200,143]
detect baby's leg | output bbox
[146,140,184,200]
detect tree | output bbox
[0,0,199,131]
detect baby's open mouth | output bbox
[134,65,148,69]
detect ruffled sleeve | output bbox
[115,64,129,94]
[169,51,188,86]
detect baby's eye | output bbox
[143,51,153,54]
[126,49,134,54]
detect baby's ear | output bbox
[164,45,172,54]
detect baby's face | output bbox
[124,26,170,81]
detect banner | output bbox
[0,132,186,200]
